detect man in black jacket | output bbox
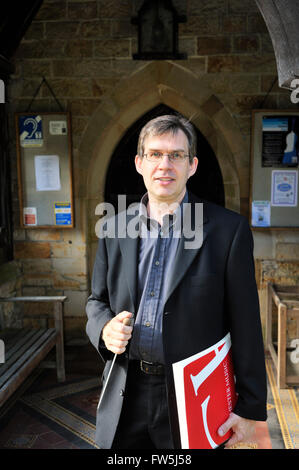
[86,114,267,449]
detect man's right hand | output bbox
[101,311,133,354]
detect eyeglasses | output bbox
[143,150,189,163]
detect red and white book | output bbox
[172,332,237,449]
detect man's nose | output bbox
[157,154,173,168]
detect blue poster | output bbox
[54,202,72,225]
[19,115,43,147]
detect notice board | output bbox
[15,112,74,228]
[250,109,299,229]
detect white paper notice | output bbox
[49,121,67,135]
[34,155,61,191]
[271,170,298,206]
[251,201,271,227]
[23,207,37,226]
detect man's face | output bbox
[135,130,198,205]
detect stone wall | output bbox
[4,0,299,340]
[0,261,22,329]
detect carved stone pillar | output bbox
[255,0,299,89]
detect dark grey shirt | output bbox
[129,191,188,364]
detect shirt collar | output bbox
[139,191,188,234]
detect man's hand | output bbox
[102,311,133,354]
[218,412,256,448]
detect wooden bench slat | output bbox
[0,329,31,351]
[0,296,67,302]
[0,332,58,407]
[0,329,56,388]
[0,330,50,377]
[1,330,42,363]
[0,296,66,408]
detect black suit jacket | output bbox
[86,193,267,449]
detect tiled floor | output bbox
[0,344,297,450]
[0,341,102,449]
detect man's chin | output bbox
[148,190,182,205]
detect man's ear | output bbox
[135,154,143,176]
[188,156,198,179]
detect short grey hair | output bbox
[137,114,197,163]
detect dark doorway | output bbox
[104,104,224,209]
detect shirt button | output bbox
[155,260,160,266]
[145,321,151,327]
[150,291,155,296]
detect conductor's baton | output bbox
[97,315,134,410]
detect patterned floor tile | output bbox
[0,344,297,450]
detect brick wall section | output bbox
[9,1,295,137]
[5,0,299,338]
[0,262,22,329]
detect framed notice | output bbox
[250,110,299,229]
[16,112,74,228]
[262,116,299,167]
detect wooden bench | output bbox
[0,296,66,407]
[266,283,299,388]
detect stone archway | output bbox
[104,103,225,209]
[78,61,247,274]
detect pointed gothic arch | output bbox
[77,61,247,272]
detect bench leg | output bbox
[54,301,66,382]
[266,282,273,351]
[277,303,287,389]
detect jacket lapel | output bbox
[164,196,209,304]
[118,213,139,313]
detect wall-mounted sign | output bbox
[251,201,271,227]
[250,110,299,229]
[16,112,74,229]
[49,120,67,135]
[271,170,298,206]
[262,115,298,167]
[23,207,37,226]
[54,202,72,225]
[19,114,43,147]
[34,155,61,191]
